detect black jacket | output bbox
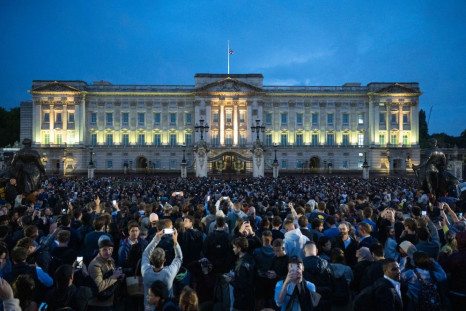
[374,278,403,311]
[332,236,359,267]
[360,259,384,290]
[303,255,333,311]
[231,253,256,310]
[45,285,93,311]
[179,228,203,265]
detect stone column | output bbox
[386,103,391,145]
[49,104,55,143]
[252,141,265,178]
[399,104,403,145]
[233,104,238,145]
[220,103,225,145]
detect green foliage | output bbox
[419,109,430,148]
[0,107,20,147]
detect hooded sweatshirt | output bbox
[284,229,310,258]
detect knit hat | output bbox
[98,235,114,248]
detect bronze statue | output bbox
[412,138,456,197]
[10,138,45,195]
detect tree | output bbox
[419,109,430,148]
[0,107,20,147]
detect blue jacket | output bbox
[401,261,446,302]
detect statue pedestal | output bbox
[194,141,208,178]
[88,166,95,179]
[252,142,265,178]
[362,164,370,180]
[180,162,187,179]
[272,162,279,179]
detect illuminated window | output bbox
[312,113,318,125]
[342,134,349,146]
[379,134,385,145]
[226,111,232,123]
[106,113,113,125]
[403,135,408,145]
[153,134,161,146]
[91,133,97,146]
[327,133,334,145]
[296,113,303,125]
[170,134,177,146]
[44,133,50,144]
[312,134,318,146]
[213,113,219,123]
[327,113,333,125]
[225,133,233,145]
[91,113,97,124]
[56,113,62,123]
[296,134,303,146]
[186,113,192,124]
[56,133,62,144]
[281,134,287,146]
[358,133,364,146]
[122,134,129,146]
[391,134,397,145]
[265,134,272,146]
[138,113,145,125]
[239,111,245,123]
[44,113,50,123]
[185,133,192,146]
[154,113,161,124]
[391,113,397,124]
[122,113,129,124]
[281,113,287,125]
[106,134,113,145]
[68,132,75,145]
[342,113,349,125]
[68,113,74,123]
[265,113,272,124]
[212,133,219,146]
[154,160,161,169]
[358,113,364,124]
[138,134,145,145]
[170,113,176,124]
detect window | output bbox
[122,113,129,124]
[312,134,318,146]
[343,160,349,169]
[67,132,75,145]
[226,111,232,123]
[281,134,287,146]
[122,134,129,146]
[212,133,219,146]
[186,113,192,124]
[106,134,113,145]
[296,160,303,168]
[327,113,333,125]
[138,113,145,125]
[296,113,303,125]
[358,133,364,146]
[153,134,161,146]
[327,133,334,145]
[342,134,349,146]
[106,113,113,125]
[44,133,50,144]
[154,160,161,169]
[91,112,97,124]
[265,113,272,124]
[239,111,245,123]
[185,133,192,146]
[68,113,75,123]
[107,161,113,169]
[265,134,272,146]
[239,133,246,145]
[379,112,386,123]
[281,160,287,169]
[281,113,287,125]
[44,113,50,123]
[312,113,318,125]
[91,133,97,146]
[169,160,177,170]
[225,133,233,145]
[379,134,385,145]
[213,113,219,123]
[403,135,408,145]
[358,113,364,124]
[56,113,62,123]
[154,113,161,124]
[342,113,349,125]
[403,114,409,124]
[391,134,397,145]
[56,133,62,144]
[170,113,176,124]
[170,134,177,146]
[138,134,145,145]
[296,134,303,146]
[391,113,397,124]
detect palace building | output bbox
[20,73,421,176]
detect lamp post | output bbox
[88,147,95,179]
[89,147,94,166]
[180,145,187,178]
[195,119,209,141]
[62,154,67,176]
[251,119,265,141]
[273,145,279,178]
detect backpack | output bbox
[413,269,442,311]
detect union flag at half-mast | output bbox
[229,49,234,54]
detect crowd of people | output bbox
[0,174,465,311]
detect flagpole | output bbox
[227,39,230,75]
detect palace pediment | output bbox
[194,77,263,94]
[30,81,82,93]
[375,83,418,94]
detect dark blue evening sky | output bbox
[1,0,465,135]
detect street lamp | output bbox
[195,119,209,141]
[273,146,278,165]
[89,147,94,166]
[251,119,265,141]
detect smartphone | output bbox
[175,192,180,195]
[290,263,298,272]
[62,208,66,213]
[76,256,83,269]
[112,200,117,206]
[163,228,175,234]
[421,211,427,216]
[39,302,48,311]
[223,196,228,200]
[459,213,463,218]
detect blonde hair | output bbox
[179,286,199,311]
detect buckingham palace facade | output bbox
[20,73,421,176]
